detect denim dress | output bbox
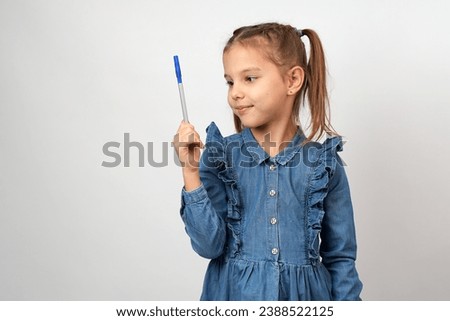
[180,122,363,300]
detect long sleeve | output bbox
[320,155,363,300]
[180,126,229,259]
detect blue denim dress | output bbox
[180,122,363,300]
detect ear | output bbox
[286,66,304,96]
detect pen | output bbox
[173,55,189,122]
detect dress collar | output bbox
[241,127,306,166]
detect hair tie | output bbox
[296,29,304,37]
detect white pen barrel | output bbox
[178,83,189,122]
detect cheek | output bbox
[227,94,233,107]
[261,90,273,105]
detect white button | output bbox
[269,164,276,171]
[270,217,277,225]
[271,248,279,255]
[269,189,276,197]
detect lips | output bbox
[234,105,253,116]
[234,105,253,110]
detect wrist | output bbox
[182,166,199,176]
[182,167,201,192]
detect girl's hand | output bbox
[173,121,204,191]
[173,121,204,172]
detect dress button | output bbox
[270,217,277,225]
[269,189,277,197]
[271,248,279,255]
[269,164,276,171]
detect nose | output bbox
[230,84,244,101]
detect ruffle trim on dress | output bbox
[205,122,242,257]
[306,136,344,264]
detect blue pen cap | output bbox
[173,55,182,84]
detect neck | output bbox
[251,119,298,157]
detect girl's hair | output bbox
[223,22,338,142]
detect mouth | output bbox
[233,105,253,111]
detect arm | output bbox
[320,156,363,300]
[175,122,227,259]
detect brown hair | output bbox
[223,22,338,142]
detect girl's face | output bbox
[223,43,294,131]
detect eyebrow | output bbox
[224,67,262,78]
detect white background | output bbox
[1,0,449,300]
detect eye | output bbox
[246,76,257,82]
[225,80,234,87]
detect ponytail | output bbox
[301,29,337,142]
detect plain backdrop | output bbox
[1,0,449,300]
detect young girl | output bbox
[173,22,363,301]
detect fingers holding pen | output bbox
[175,121,204,149]
[173,121,204,169]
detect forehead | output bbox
[223,43,276,74]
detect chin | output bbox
[239,119,258,129]
[239,117,264,128]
